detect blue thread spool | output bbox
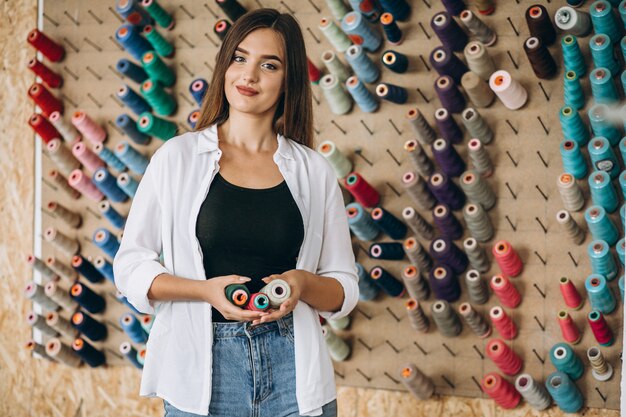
[588,138,619,179]
[585,274,617,313]
[341,11,382,53]
[375,82,407,104]
[561,35,586,76]
[348,0,382,22]
[93,168,129,203]
[115,0,152,28]
[114,141,149,174]
[369,242,405,260]
[71,255,105,283]
[370,266,405,297]
[563,71,585,110]
[346,202,379,240]
[371,206,407,239]
[71,310,108,342]
[356,262,379,301]
[115,290,141,315]
[93,143,126,172]
[381,50,408,73]
[590,34,619,76]
[619,275,625,300]
[94,256,115,283]
[117,173,139,198]
[617,238,625,266]
[71,283,107,315]
[346,76,379,113]
[379,0,411,21]
[98,200,126,230]
[585,205,619,244]
[115,114,150,146]
[93,228,121,259]
[588,240,618,280]
[116,58,148,84]
[189,78,209,106]
[72,337,106,367]
[588,104,621,146]
[345,45,379,84]
[120,342,143,369]
[549,343,584,380]
[120,312,148,343]
[560,106,589,145]
[141,315,154,334]
[429,264,461,302]
[590,67,619,104]
[545,371,584,413]
[590,1,621,44]
[116,84,151,116]
[187,110,200,129]
[380,12,403,44]
[115,24,152,61]
[559,139,588,179]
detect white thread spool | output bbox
[489,70,528,110]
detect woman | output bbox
[113,8,359,417]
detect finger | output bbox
[262,274,280,284]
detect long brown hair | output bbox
[194,8,313,149]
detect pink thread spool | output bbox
[490,275,521,308]
[559,276,583,309]
[72,111,107,144]
[486,338,523,376]
[489,306,517,339]
[557,310,581,344]
[71,141,105,174]
[68,169,104,201]
[492,240,523,277]
[482,372,521,409]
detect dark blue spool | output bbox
[435,76,466,114]
[432,138,466,178]
[120,312,149,343]
[434,108,464,144]
[381,13,403,44]
[433,204,464,240]
[189,78,209,106]
[99,200,127,230]
[430,47,468,85]
[376,82,408,104]
[116,59,148,84]
[187,110,200,129]
[382,50,409,73]
[71,309,108,341]
[429,263,461,302]
[379,0,411,21]
[356,262,380,301]
[93,168,129,203]
[115,24,152,61]
[430,237,469,275]
[121,342,143,369]
[369,242,405,260]
[371,206,407,239]
[93,228,121,259]
[370,266,405,297]
[428,172,466,210]
[117,84,151,116]
[72,337,106,367]
[72,255,105,283]
[431,12,468,52]
[71,282,107,315]
[116,114,150,145]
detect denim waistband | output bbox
[213,312,293,339]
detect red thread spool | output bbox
[481,372,521,409]
[490,275,521,308]
[27,29,65,62]
[28,114,60,144]
[489,306,517,339]
[344,172,380,208]
[557,310,581,344]
[587,310,614,346]
[307,58,322,84]
[559,276,583,310]
[492,240,523,277]
[28,83,63,117]
[28,58,63,89]
[486,338,523,376]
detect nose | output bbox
[242,65,259,83]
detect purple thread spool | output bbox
[435,108,464,144]
[433,204,464,240]
[369,242,406,260]
[428,172,466,210]
[429,264,461,301]
[431,12,469,52]
[435,76,466,114]
[370,266,405,297]
[441,0,466,16]
[430,46,468,84]
[432,138,466,178]
[430,237,469,275]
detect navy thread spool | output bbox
[346,45,380,84]
[380,13,403,45]
[346,76,379,113]
[525,5,556,46]
[382,50,409,73]
[433,204,464,241]
[434,108,464,144]
[370,266,405,297]
[71,255,104,283]
[189,78,209,106]
[213,19,232,41]
[379,0,411,21]
[120,312,148,343]
[346,202,380,241]
[117,85,151,116]
[371,206,407,239]
[120,342,143,369]
[435,76,466,114]
[115,24,152,61]
[356,262,380,301]
[187,110,200,129]
[428,172,465,210]
[93,168,129,203]
[432,138,466,178]
[430,237,469,275]
[430,46,469,85]
[115,114,150,146]
[93,228,121,259]
[94,256,115,283]
[215,0,247,22]
[524,36,557,79]
[70,282,106,315]
[116,58,148,84]
[369,242,406,260]
[429,264,461,302]
[441,0,466,16]
[72,337,106,367]
[376,83,408,104]
[71,310,108,342]
[431,12,469,52]
[116,0,152,28]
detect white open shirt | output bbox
[113,123,360,416]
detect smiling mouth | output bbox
[236,86,258,96]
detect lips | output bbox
[236,86,258,96]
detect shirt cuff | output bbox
[318,270,359,321]
[125,262,170,315]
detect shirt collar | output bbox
[197,124,295,160]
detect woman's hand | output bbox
[252,270,307,325]
[203,275,269,322]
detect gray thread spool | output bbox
[49,112,81,143]
[43,226,80,257]
[557,173,585,212]
[49,169,80,199]
[463,41,495,81]
[47,200,82,228]
[318,140,353,179]
[24,281,60,311]
[321,50,350,83]
[463,203,494,242]
[327,315,351,331]
[556,209,586,245]
[587,346,613,381]
[465,269,490,304]
[461,71,495,108]
[460,170,496,210]
[515,374,552,410]
[464,238,490,273]
[431,300,462,337]
[403,237,433,276]
[26,311,59,337]
[320,74,352,115]
[405,298,430,332]
[27,254,59,283]
[319,18,352,52]
[402,171,437,210]
[402,207,435,240]
[402,265,430,301]
[45,281,77,311]
[45,338,82,367]
[322,324,350,361]
[459,10,497,46]
[46,138,81,177]
[399,363,435,400]
[404,139,435,178]
[405,108,436,146]
[467,138,493,177]
[324,0,349,21]
[45,311,78,339]
[458,302,491,338]
[461,107,493,144]
[260,279,291,309]
[25,339,50,360]
[554,6,591,36]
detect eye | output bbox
[262,62,278,70]
[232,55,245,63]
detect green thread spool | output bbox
[137,112,177,140]
[143,25,174,58]
[140,79,177,116]
[225,284,250,307]
[141,0,175,29]
[142,51,176,87]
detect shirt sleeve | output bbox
[113,148,169,315]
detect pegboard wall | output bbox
[29,0,623,412]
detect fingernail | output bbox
[239,277,251,281]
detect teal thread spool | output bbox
[621,70,626,96]
[621,1,626,28]
[589,34,619,76]
[584,205,619,245]
[620,137,626,164]
[545,371,584,413]
[137,112,177,140]
[588,171,619,212]
[560,139,588,179]
[589,67,619,104]
[561,35,586,76]
[141,0,175,30]
[621,36,626,64]
[588,104,621,145]
[585,274,617,313]
[617,238,625,266]
[619,275,624,300]
[621,173,626,200]
[588,240,618,280]
[140,79,176,116]
[563,71,585,110]
[590,1,621,43]
[346,76,379,113]
[549,343,584,380]
[588,137,619,179]
[143,25,174,58]
[560,105,588,144]
[621,203,626,227]
[356,262,379,301]
[141,51,176,87]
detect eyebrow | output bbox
[236,47,283,63]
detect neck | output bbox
[219,109,278,154]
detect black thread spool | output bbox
[524,36,557,79]
[214,19,232,41]
[369,266,406,297]
[525,5,556,46]
[215,0,247,22]
[369,242,406,260]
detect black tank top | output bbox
[195,171,305,322]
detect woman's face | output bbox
[224,28,286,118]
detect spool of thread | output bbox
[489,306,517,339]
[93,228,121,259]
[486,338,523,376]
[403,237,433,276]
[346,203,379,241]
[430,237,468,275]
[307,58,322,84]
[341,11,381,52]
[43,226,80,257]
[555,6,592,36]
[356,262,379,301]
[319,18,351,52]
[68,169,103,201]
[94,256,115,283]
[430,300,462,337]
[463,41,495,81]
[559,277,583,310]
[371,207,407,240]
[460,170,496,210]
[459,10,496,46]
[564,74,586,118]
[489,70,528,110]
[557,310,581,344]
[117,172,139,198]
[93,143,126,173]
[435,76,465,114]
[556,210,585,245]
[482,373,521,409]
[142,25,174,57]
[381,50,409,74]
[375,82,407,104]
[461,107,493,144]
[427,172,465,210]
[433,204,463,240]
[402,266,430,301]
[405,299,429,332]
[526,5,556,45]
[25,339,49,360]
[467,139,493,177]
[187,110,200,129]
[588,310,614,346]
[474,0,494,15]
[459,302,491,338]
[325,0,349,20]
[401,207,434,240]
[524,36,557,79]
[441,0,465,16]
[402,172,436,210]
[93,168,128,203]
[560,139,588,179]
[515,374,551,411]
[344,172,380,207]
[46,201,81,228]
[45,311,77,339]
[590,34,619,77]
[215,0,247,22]
[590,0,621,43]
[322,325,350,361]
[115,141,149,174]
[492,241,523,277]
[403,140,434,178]
[589,67,619,105]
[71,141,105,174]
[72,337,106,368]
[557,173,584,212]
[399,363,435,399]
[462,72,494,109]
[49,169,80,199]
[464,238,490,273]
[463,203,494,242]
[545,371,584,413]
[120,312,148,343]
[260,279,291,308]
[317,140,352,178]
[27,254,60,283]
[72,111,106,144]
[141,315,154,334]
[588,171,619,212]
[115,24,152,61]
[320,74,352,115]
[26,311,58,337]
[116,58,148,84]
[405,108,436,146]
[120,342,143,369]
[585,274,616,314]
[550,343,584,380]
[49,111,80,143]
[429,264,461,302]
[73,255,107,283]
[369,266,405,297]
[141,0,174,30]
[322,50,350,84]
[27,29,65,62]
[585,205,619,245]
[71,310,108,342]
[140,79,177,116]
[432,138,465,177]
[560,106,589,146]
[588,104,620,146]
[117,84,151,116]
[345,45,379,84]
[588,240,618,280]
[587,346,613,381]
[137,112,177,141]
[28,58,62,89]
[28,114,60,144]
[46,338,81,367]
[46,139,80,177]
[431,11,468,52]
[116,0,152,27]
[28,83,63,117]
[380,12,403,44]
[561,35,586,78]
[245,293,269,311]
[430,46,469,85]
[327,316,351,331]
[24,281,59,311]
[490,275,521,308]
[189,78,209,106]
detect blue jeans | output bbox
[163,313,337,417]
